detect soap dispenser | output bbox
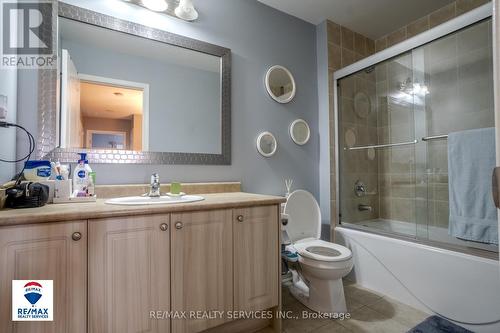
[73,153,92,196]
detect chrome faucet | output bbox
[358,204,373,212]
[148,173,161,197]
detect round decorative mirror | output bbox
[353,91,371,118]
[265,65,296,103]
[289,119,310,145]
[256,132,277,157]
[344,128,357,148]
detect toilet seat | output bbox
[294,239,352,262]
[283,190,352,263]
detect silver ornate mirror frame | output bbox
[38,2,231,165]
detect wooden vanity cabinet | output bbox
[0,221,87,333]
[0,202,281,333]
[170,209,233,333]
[233,206,280,312]
[88,214,170,333]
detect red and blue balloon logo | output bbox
[23,281,43,306]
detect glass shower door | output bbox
[338,17,498,252]
[338,51,419,238]
[415,18,497,251]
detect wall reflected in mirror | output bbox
[59,17,222,154]
[81,82,143,150]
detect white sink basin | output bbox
[105,195,205,206]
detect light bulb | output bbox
[141,0,168,12]
[175,0,198,21]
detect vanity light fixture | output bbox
[175,0,198,21]
[141,0,168,12]
[123,0,198,22]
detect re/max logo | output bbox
[17,307,50,319]
[18,308,49,315]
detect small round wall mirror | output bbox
[345,128,357,148]
[256,132,277,157]
[353,91,371,118]
[265,65,296,103]
[289,119,310,145]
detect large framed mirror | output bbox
[38,3,231,165]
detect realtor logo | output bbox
[1,0,56,68]
[12,280,53,321]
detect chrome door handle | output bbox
[72,232,82,241]
[236,215,244,222]
[160,223,168,231]
[175,222,183,230]
[493,167,500,209]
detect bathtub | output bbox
[336,226,500,333]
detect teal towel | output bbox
[448,128,498,245]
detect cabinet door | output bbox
[234,206,279,311]
[171,209,233,333]
[88,215,170,333]
[0,221,87,333]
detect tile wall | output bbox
[327,23,376,225]
[374,0,491,52]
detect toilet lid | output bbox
[284,190,321,243]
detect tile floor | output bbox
[277,279,429,333]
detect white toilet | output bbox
[283,190,353,314]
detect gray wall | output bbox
[18,0,320,199]
[61,38,221,154]
[316,21,331,226]
[16,70,38,173]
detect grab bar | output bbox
[345,139,418,151]
[422,134,448,141]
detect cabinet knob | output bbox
[237,215,244,222]
[72,232,82,241]
[175,222,183,230]
[160,223,168,231]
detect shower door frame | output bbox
[332,3,498,259]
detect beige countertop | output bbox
[0,192,286,226]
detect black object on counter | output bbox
[5,182,49,209]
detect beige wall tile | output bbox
[390,173,415,199]
[380,197,392,219]
[375,37,387,52]
[327,20,341,45]
[96,182,242,198]
[456,0,490,15]
[354,32,366,55]
[366,39,375,55]
[328,43,342,70]
[341,47,355,67]
[339,75,356,99]
[407,16,430,38]
[391,198,416,223]
[387,27,407,47]
[341,26,355,51]
[434,200,450,227]
[430,3,456,28]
